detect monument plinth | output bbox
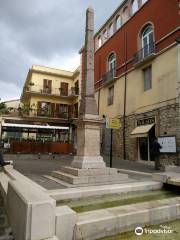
[71,7,105,169]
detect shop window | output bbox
[131,0,138,15]
[108,23,114,37]
[115,15,122,30]
[107,86,114,106]
[143,66,152,91]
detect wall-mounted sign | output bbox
[105,117,121,129]
[137,117,156,126]
[158,136,176,153]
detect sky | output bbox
[0,0,123,102]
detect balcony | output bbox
[101,69,117,86]
[133,42,156,67]
[0,107,78,120]
[25,85,79,99]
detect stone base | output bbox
[71,156,106,169]
[51,166,128,186]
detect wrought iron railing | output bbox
[133,42,155,64]
[101,69,116,85]
[25,85,79,97]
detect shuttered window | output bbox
[60,82,68,96]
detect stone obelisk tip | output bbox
[87,6,94,12]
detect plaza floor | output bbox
[9,154,161,189]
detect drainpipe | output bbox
[176,37,180,164]
[123,31,128,160]
[176,39,180,116]
[97,89,100,114]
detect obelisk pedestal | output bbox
[71,116,106,169]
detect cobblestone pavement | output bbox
[0,192,14,240]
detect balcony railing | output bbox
[0,107,78,119]
[133,42,155,65]
[25,85,79,98]
[101,69,116,86]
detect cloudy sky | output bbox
[0,0,122,101]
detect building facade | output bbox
[84,0,180,166]
[0,65,80,153]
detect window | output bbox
[98,36,102,48]
[108,53,116,77]
[115,15,122,30]
[43,79,52,93]
[141,25,154,57]
[122,7,129,24]
[59,104,68,118]
[102,29,108,43]
[131,0,138,15]
[38,102,52,116]
[143,66,152,91]
[142,0,148,5]
[108,86,114,105]
[109,23,114,37]
[60,82,68,96]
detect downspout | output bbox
[123,31,128,160]
[177,39,180,164]
[97,89,100,114]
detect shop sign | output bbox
[105,117,121,129]
[137,117,155,126]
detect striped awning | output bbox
[2,123,69,130]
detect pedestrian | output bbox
[150,137,162,170]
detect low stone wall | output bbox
[75,197,180,240]
[0,166,77,240]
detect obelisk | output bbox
[71,7,106,169]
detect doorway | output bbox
[138,126,155,161]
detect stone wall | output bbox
[101,103,180,166]
[0,190,14,240]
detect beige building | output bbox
[0,65,80,153]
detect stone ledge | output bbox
[75,197,180,240]
[48,181,162,201]
[7,180,56,240]
[55,206,77,240]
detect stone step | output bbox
[75,197,180,240]
[60,166,118,177]
[52,171,88,184]
[51,170,128,185]
[47,181,162,201]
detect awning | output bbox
[130,124,155,138]
[2,123,69,130]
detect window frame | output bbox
[143,65,152,91]
[107,85,114,106]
